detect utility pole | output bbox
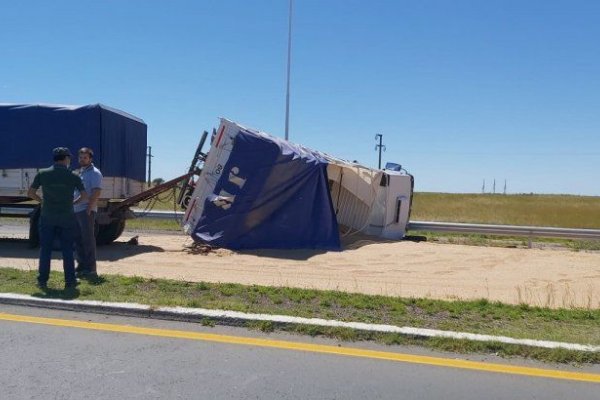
[482,179,485,194]
[504,179,507,195]
[284,0,293,141]
[493,178,496,194]
[374,134,386,169]
[147,146,153,186]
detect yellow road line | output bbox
[1,312,599,384]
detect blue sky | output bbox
[1,0,599,195]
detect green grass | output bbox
[2,267,599,364]
[126,218,180,231]
[408,230,600,251]
[406,193,600,250]
[411,192,600,229]
[125,186,184,231]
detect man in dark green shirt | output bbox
[28,147,88,290]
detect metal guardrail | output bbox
[408,221,600,241]
[3,207,600,241]
[0,207,186,219]
[131,211,600,241]
[133,209,184,219]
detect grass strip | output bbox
[1,267,599,364]
[409,231,600,252]
[411,192,600,229]
[126,218,181,231]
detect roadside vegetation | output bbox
[406,231,600,252]
[126,218,180,231]
[1,267,598,364]
[408,192,600,251]
[411,192,600,229]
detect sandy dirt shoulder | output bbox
[1,230,599,309]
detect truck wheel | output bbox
[28,207,41,248]
[96,218,126,245]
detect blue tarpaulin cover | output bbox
[0,103,147,181]
[192,125,341,250]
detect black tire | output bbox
[28,207,41,248]
[96,218,126,245]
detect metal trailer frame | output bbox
[0,131,208,246]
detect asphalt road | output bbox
[1,305,598,400]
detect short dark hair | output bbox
[53,154,69,162]
[78,147,94,158]
[52,147,72,160]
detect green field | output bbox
[411,193,600,229]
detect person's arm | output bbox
[86,171,103,214]
[28,174,42,203]
[73,178,89,206]
[86,188,102,213]
[73,191,89,205]
[27,187,42,203]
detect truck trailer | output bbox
[180,119,414,250]
[0,103,148,245]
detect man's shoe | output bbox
[64,278,80,289]
[79,271,99,280]
[36,282,48,290]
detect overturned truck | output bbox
[181,119,414,250]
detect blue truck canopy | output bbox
[184,120,341,250]
[183,119,414,251]
[0,103,147,181]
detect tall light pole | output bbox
[284,0,293,140]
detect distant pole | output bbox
[375,134,386,169]
[482,179,485,194]
[284,0,293,141]
[504,179,507,195]
[493,178,496,194]
[147,146,153,186]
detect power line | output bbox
[375,134,386,169]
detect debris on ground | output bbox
[184,242,214,255]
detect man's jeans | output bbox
[38,217,77,286]
[75,211,97,274]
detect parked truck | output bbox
[0,103,206,246]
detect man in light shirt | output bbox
[74,147,103,279]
